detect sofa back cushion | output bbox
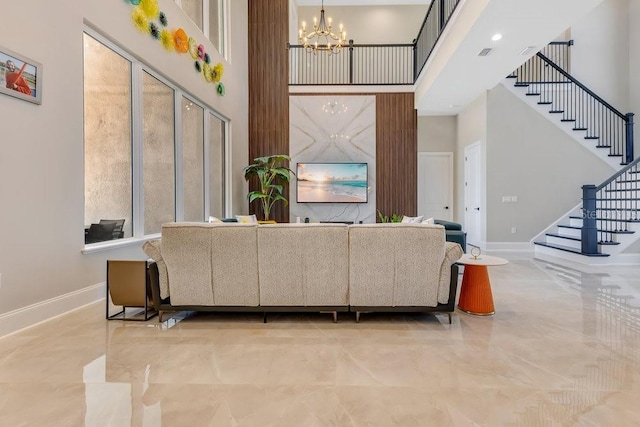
[349,224,446,307]
[257,224,349,306]
[161,223,215,305]
[160,222,261,307]
[211,224,260,306]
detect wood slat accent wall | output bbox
[376,93,417,219]
[248,0,290,222]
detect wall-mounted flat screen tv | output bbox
[297,162,368,203]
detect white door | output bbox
[464,142,482,248]
[418,152,453,221]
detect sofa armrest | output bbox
[147,262,163,311]
[142,240,170,299]
[437,241,463,304]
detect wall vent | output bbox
[478,48,492,56]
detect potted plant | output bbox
[377,210,402,223]
[243,154,295,221]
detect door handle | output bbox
[444,206,449,210]
[474,207,480,211]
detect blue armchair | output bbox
[434,219,466,253]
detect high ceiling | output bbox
[294,0,607,115]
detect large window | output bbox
[183,97,205,222]
[83,32,227,246]
[209,112,225,218]
[143,73,176,235]
[181,0,203,30]
[83,34,133,239]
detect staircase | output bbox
[503,41,638,263]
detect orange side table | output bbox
[457,254,508,316]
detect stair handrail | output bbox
[536,51,634,164]
[536,52,627,120]
[594,156,640,192]
[413,0,461,81]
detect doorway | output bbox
[418,152,453,221]
[464,142,482,248]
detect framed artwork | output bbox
[0,46,42,104]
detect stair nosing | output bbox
[533,241,609,257]
[546,233,581,242]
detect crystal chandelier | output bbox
[299,0,346,55]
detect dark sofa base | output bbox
[147,263,460,324]
[154,304,349,323]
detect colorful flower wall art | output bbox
[128,0,225,96]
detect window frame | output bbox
[82,28,229,253]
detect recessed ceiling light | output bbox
[492,33,502,41]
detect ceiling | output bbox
[294,0,607,115]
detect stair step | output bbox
[598,207,640,211]
[526,93,541,96]
[514,83,529,87]
[607,154,623,157]
[618,179,640,184]
[595,145,612,148]
[533,241,609,257]
[538,101,553,105]
[584,136,600,140]
[573,127,588,131]
[549,110,564,114]
[596,197,639,201]
[600,230,636,235]
[599,241,621,245]
[561,119,576,122]
[558,224,581,229]
[546,233,580,242]
[506,75,517,79]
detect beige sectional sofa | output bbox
[143,222,462,323]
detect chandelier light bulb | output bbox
[299,0,346,55]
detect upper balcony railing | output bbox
[288,0,461,86]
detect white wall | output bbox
[455,92,487,228]
[0,0,248,332]
[418,116,457,152]
[629,0,640,156]
[486,84,614,242]
[570,0,630,111]
[296,5,428,44]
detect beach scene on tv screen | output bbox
[297,163,368,203]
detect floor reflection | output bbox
[2,252,640,425]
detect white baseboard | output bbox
[0,282,105,338]
[484,242,534,251]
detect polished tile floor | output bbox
[1,252,640,426]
